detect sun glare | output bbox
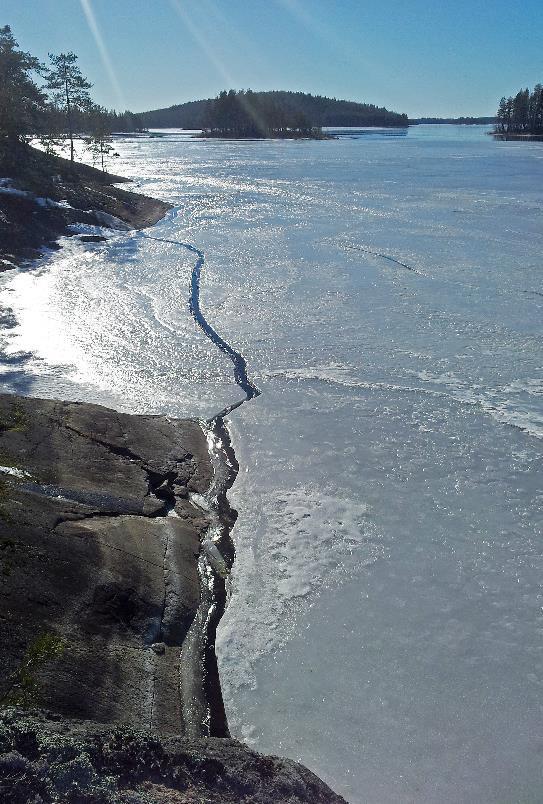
[79,0,126,110]
[169,0,237,88]
[170,0,277,135]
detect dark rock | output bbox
[0,394,209,734]
[0,750,32,774]
[154,479,175,502]
[0,710,347,803]
[79,235,107,243]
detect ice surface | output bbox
[1,126,542,802]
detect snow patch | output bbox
[0,465,31,479]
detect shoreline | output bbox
[0,152,227,738]
[0,394,213,732]
[0,707,344,802]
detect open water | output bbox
[1,125,542,802]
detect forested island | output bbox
[494,84,543,140]
[1,20,406,153]
[200,89,327,139]
[139,90,409,132]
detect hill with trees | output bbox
[136,98,210,130]
[138,90,408,132]
[494,84,543,139]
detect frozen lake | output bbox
[1,125,542,802]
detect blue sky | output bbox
[3,0,542,117]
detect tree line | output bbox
[495,84,543,135]
[0,25,140,172]
[411,116,495,125]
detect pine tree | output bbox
[512,89,530,132]
[0,25,46,164]
[528,84,543,134]
[84,105,116,172]
[505,97,514,132]
[495,97,508,133]
[45,52,92,163]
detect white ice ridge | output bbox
[265,364,543,440]
[0,179,30,198]
[35,197,73,209]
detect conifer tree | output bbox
[512,89,530,132]
[0,25,46,163]
[496,97,509,133]
[45,52,92,163]
[495,84,543,136]
[84,105,116,172]
[529,84,543,133]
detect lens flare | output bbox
[80,0,126,110]
[169,0,271,135]
[169,0,237,87]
